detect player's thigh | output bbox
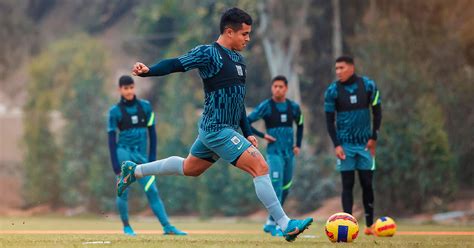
[282,155,296,185]
[117,147,132,164]
[185,138,215,176]
[337,144,357,171]
[235,146,269,177]
[337,155,357,171]
[130,151,148,164]
[190,137,219,163]
[199,128,251,164]
[355,146,375,171]
[183,154,214,177]
[267,154,284,185]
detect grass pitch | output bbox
[0,216,472,247]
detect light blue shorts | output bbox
[190,128,252,164]
[336,143,375,171]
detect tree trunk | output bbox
[257,0,310,103]
[332,0,343,59]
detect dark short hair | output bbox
[220,7,253,34]
[336,56,354,64]
[118,75,134,87]
[272,75,288,86]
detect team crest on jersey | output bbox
[236,65,244,76]
[131,115,139,124]
[231,136,241,145]
[350,95,358,104]
[280,114,288,123]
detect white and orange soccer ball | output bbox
[325,212,359,242]
[374,216,397,237]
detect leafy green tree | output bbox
[0,1,34,80]
[23,60,61,207]
[53,36,112,210]
[24,34,113,211]
[353,8,457,213]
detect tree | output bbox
[331,0,342,59]
[353,3,458,212]
[257,0,311,103]
[0,1,34,80]
[23,60,61,207]
[24,34,113,211]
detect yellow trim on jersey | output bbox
[147,112,155,127]
[372,91,380,106]
[298,114,304,125]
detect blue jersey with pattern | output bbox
[248,99,302,154]
[108,99,155,154]
[324,76,381,145]
[178,44,246,132]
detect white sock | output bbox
[266,219,276,226]
[253,175,290,231]
[135,156,184,178]
[276,216,290,231]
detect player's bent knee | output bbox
[183,162,203,177]
[254,158,269,176]
[183,157,211,177]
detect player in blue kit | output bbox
[324,56,382,235]
[247,75,304,236]
[108,75,186,236]
[116,8,312,242]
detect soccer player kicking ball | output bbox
[117,8,312,242]
[324,56,382,235]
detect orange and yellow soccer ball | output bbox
[374,216,397,237]
[325,212,359,242]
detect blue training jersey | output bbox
[178,44,246,133]
[108,99,155,154]
[324,76,381,145]
[248,99,303,154]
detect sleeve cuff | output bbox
[371,130,378,140]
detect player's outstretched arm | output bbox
[132,58,185,77]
